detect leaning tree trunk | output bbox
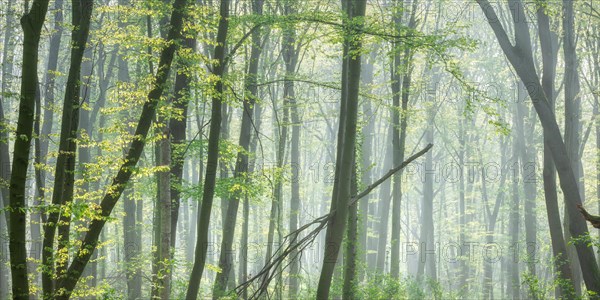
[9,0,52,297]
[186,0,229,297]
[316,0,366,297]
[54,0,189,296]
[477,0,600,294]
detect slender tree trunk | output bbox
[417,110,435,282]
[152,125,172,299]
[0,2,15,296]
[536,3,575,298]
[508,99,521,300]
[186,0,229,297]
[389,0,404,278]
[316,0,366,297]
[76,38,97,290]
[376,125,393,272]
[360,52,376,274]
[265,56,288,294]
[343,166,359,299]
[116,22,143,297]
[518,100,537,278]
[562,0,584,293]
[35,0,63,247]
[54,0,189,296]
[457,119,467,295]
[9,0,52,297]
[169,36,196,248]
[189,101,205,263]
[280,0,301,295]
[239,98,263,300]
[478,1,600,294]
[481,138,508,300]
[213,1,263,297]
[41,1,93,295]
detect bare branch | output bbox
[348,143,433,207]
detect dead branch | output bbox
[349,143,433,207]
[234,143,433,298]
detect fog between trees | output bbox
[2,0,600,299]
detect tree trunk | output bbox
[481,137,508,300]
[41,1,93,295]
[9,0,52,297]
[169,37,196,248]
[0,1,15,296]
[213,1,263,297]
[239,97,263,300]
[186,0,229,297]
[54,0,189,296]
[33,0,63,277]
[152,125,172,299]
[417,109,435,282]
[390,0,404,279]
[316,0,366,297]
[281,0,301,295]
[518,100,537,278]
[457,118,467,294]
[536,3,575,297]
[343,166,359,299]
[360,52,376,274]
[264,49,289,296]
[509,100,521,300]
[477,0,600,294]
[376,125,393,273]
[562,0,584,293]
[116,18,143,297]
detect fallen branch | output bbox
[234,143,433,298]
[349,143,433,207]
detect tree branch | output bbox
[578,205,600,229]
[476,0,517,62]
[348,143,433,207]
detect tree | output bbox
[52,0,190,296]
[477,0,600,294]
[9,0,52,297]
[316,0,367,297]
[213,0,264,297]
[41,1,94,296]
[186,0,229,297]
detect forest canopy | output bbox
[1,0,600,299]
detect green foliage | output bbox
[300,272,457,300]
